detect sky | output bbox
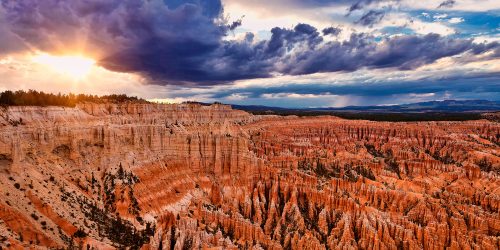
[0,0,499,108]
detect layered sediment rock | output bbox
[0,104,498,249]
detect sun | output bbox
[32,53,96,80]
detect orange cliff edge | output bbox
[0,103,498,249]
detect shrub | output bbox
[73,229,87,238]
[31,213,39,220]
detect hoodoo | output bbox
[0,103,498,249]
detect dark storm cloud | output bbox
[272,31,499,75]
[228,19,243,31]
[0,0,499,85]
[438,0,456,8]
[212,25,499,80]
[0,0,230,83]
[356,10,385,26]
[348,0,377,13]
[322,27,342,36]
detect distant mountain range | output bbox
[231,100,500,113]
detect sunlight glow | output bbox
[32,53,96,80]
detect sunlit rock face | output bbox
[0,103,498,249]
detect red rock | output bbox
[0,104,498,249]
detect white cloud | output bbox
[409,93,435,98]
[376,12,456,36]
[448,17,464,24]
[473,34,500,43]
[226,93,248,101]
[433,13,448,20]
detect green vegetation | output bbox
[72,229,87,238]
[476,157,498,174]
[0,90,147,107]
[297,158,375,182]
[30,213,39,220]
[58,177,154,248]
[385,158,401,179]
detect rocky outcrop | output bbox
[0,104,498,249]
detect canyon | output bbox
[0,103,498,249]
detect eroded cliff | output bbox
[0,103,498,249]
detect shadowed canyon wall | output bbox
[0,103,498,249]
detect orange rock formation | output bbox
[0,103,498,249]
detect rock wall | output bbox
[0,104,498,249]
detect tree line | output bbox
[0,90,147,107]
